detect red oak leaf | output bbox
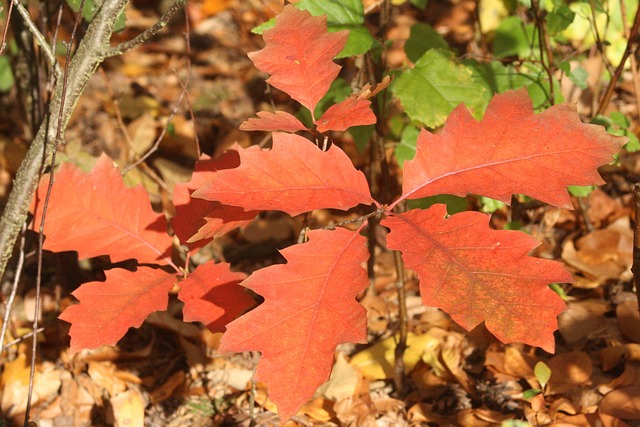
[398,89,625,209]
[249,5,348,117]
[218,227,369,421]
[178,262,253,332]
[192,133,374,216]
[240,111,308,133]
[383,205,571,353]
[31,154,173,265]
[172,152,258,245]
[316,97,376,133]
[60,267,176,352]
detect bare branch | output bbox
[105,0,187,57]
[10,0,62,78]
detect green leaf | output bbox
[478,196,505,213]
[549,283,569,300]
[523,388,542,399]
[297,77,352,126]
[624,134,640,152]
[252,18,275,34]
[609,111,630,128]
[567,66,588,89]
[66,0,126,31]
[568,185,595,197]
[534,361,552,388]
[297,0,375,57]
[493,16,536,58]
[546,4,576,34]
[0,55,15,92]
[404,23,450,63]
[396,125,420,167]
[349,125,375,152]
[393,49,486,128]
[464,59,531,102]
[501,420,532,427]
[407,194,469,214]
[411,0,428,9]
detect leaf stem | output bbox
[393,249,408,396]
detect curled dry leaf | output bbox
[599,387,640,424]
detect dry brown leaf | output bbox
[558,301,608,344]
[150,371,186,403]
[126,113,157,157]
[599,386,640,421]
[457,408,514,426]
[1,354,61,418]
[88,361,141,397]
[547,352,592,394]
[604,364,640,391]
[549,413,600,426]
[502,346,535,382]
[598,412,632,427]
[562,217,633,286]
[299,397,334,422]
[548,396,578,417]
[316,353,362,400]
[441,335,476,396]
[586,189,624,226]
[616,300,640,343]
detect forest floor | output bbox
[1,0,640,426]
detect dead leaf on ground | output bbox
[547,352,593,394]
[598,386,640,424]
[616,300,640,343]
[561,216,633,286]
[109,389,145,427]
[558,300,609,344]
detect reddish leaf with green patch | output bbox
[383,205,571,353]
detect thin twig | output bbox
[3,328,46,350]
[105,0,187,57]
[0,1,15,56]
[25,1,86,423]
[321,209,383,230]
[181,4,201,158]
[596,2,640,114]
[0,222,27,355]
[620,0,640,118]
[532,0,555,105]
[122,70,190,174]
[632,185,640,320]
[393,250,408,396]
[9,0,62,78]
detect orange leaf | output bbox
[249,5,348,117]
[192,133,374,216]
[383,205,571,352]
[178,262,253,332]
[172,153,258,245]
[240,111,308,133]
[398,89,624,209]
[60,267,176,352]
[218,228,369,421]
[32,154,173,265]
[316,97,376,133]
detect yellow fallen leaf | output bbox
[110,390,145,427]
[350,333,441,380]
